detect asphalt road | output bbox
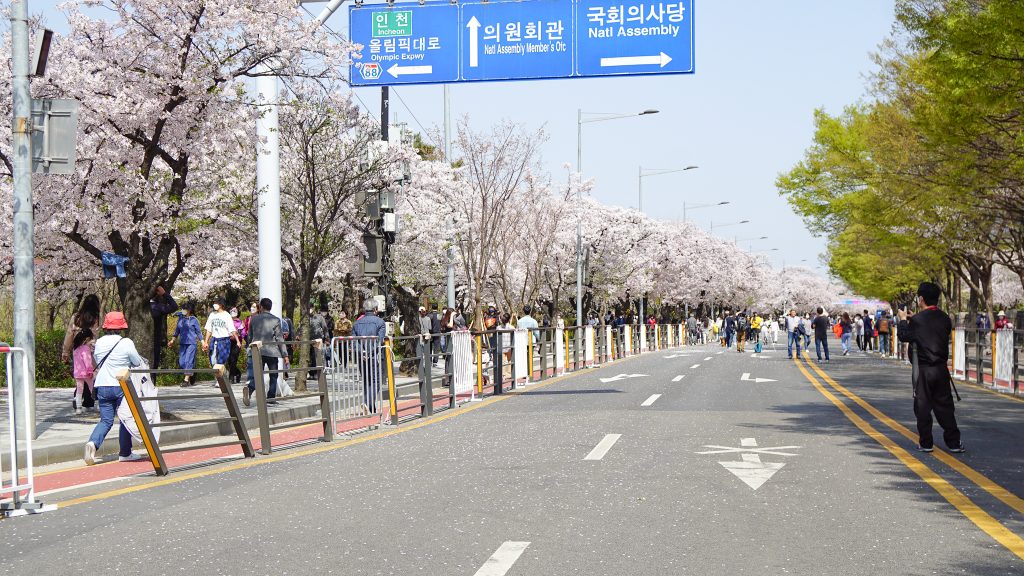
[2,341,1022,575]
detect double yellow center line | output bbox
[794,354,1024,560]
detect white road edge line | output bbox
[473,541,531,576]
[690,364,701,369]
[584,434,622,461]
[35,475,129,497]
[641,394,661,407]
[672,375,685,382]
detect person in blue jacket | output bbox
[168,301,202,387]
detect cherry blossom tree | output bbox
[20,0,349,362]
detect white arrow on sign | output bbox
[387,64,433,78]
[699,438,797,490]
[599,373,647,383]
[467,16,481,68]
[740,372,777,383]
[600,52,673,68]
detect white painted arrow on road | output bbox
[740,372,777,383]
[467,16,481,68]
[701,438,797,490]
[387,64,433,78]
[599,373,647,383]
[600,52,673,68]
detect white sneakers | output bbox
[84,441,97,465]
[118,453,147,462]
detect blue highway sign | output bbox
[349,0,694,86]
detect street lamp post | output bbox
[683,200,728,223]
[576,108,658,327]
[637,165,698,213]
[709,220,749,234]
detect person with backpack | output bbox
[84,312,147,465]
[877,313,893,357]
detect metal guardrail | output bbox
[329,336,386,435]
[0,346,53,517]
[118,364,255,476]
[250,340,333,455]
[953,327,1022,395]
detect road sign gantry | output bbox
[349,0,695,86]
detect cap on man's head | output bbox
[998,311,1006,317]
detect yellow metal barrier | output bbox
[475,334,484,394]
[385,338,398,425]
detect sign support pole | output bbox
[10,0,36,437]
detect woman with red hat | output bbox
[84,311,147,465]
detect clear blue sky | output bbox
[33,0,897,277]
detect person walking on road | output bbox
[724,311,736,349]
[811,307,830,363]
[839,312,853,356]
[242,298,287,407]
[853,314,864,351]
[352,299,387,414]
[897,282,964,454]
[877,312,893,357]
[861,310,874,352]
[786,309,803,359]
[168,302,202,387]
[84,312,147,465]
[335,310,353,338]
[802,313,812,351]
[736,312,749,353]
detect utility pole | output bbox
[10,0,36,437]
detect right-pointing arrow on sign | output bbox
[600,52,673,68]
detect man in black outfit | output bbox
[811,307,830,363]
[897,282,964,453]
[861,310,874,352]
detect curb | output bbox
[6,399,324,469]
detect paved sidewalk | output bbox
[0,372,430,467]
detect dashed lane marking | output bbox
[473,541,531,576]
[672,375,685,382]
[584,434,622,461]
[690,364,701,369]
[641,394,661,407]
